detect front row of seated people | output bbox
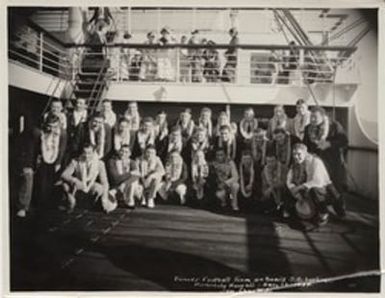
[15,99,347,227]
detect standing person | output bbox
[213,111,237,138]
[113,117,134,153]
[123,101,141,133]
[136,145,165,208]
[202,40,220,82]
[159,150,188,204]
[107,145,141,208]
[191,150,209,200]
[222,27,239,83]
[286,143,346,226]
[198,107,213,141]
[271,128,300,168]
[179,35,190,83]
[239,107,258,148]
[267,105,290,139]
[213,125,237,161]
[16,114,67,217]
[188,29,204,83]
[67,98,88,159]
[154,110,169,144]
[303,106,348,191]
[158,126,183,163]
[157,27,176,81]
[139,31,158,81]
[292,99,311,141]
[261,153,288,216]
[75,112,112,160]
[101,99,117,128]
[176,109,195,147]
[210,148,240,211]
[60,143,114,213]
[132,117,156,158]
[43,99,67,130]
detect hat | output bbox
[147,31,155,38]
[160,27,170,34]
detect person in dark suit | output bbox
[303,106,348,191]
[16,114,67,217]
[74,111,112,161]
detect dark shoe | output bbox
[332,195,346,217]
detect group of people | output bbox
[81,9,239,84]
[15,98,348,227]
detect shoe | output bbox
[332,195,346,218]
[317,213,329,226]
[16,209,26,218]
[147,198,155,209]
[141,197,147,207]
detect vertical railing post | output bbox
[39,32,44,72]
[175,46,180,83]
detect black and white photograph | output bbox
[4,1,383,295]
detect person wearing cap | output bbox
[157,26,176,81]
[16,114,67,217]
[139,31,158,81]
[286,143,346,226]
[222,27,239,83]
[188,29,204,83]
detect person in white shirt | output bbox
[60,143,113,213]
[101,99,117,128]
[136,145,165,208]
[239,107,258,144]
[286,143,346,226]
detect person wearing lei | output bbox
[292,99,311,141]
[135,145,165,208]
[81,112,112,160]
[132,117,156,158]
[210,148,240,211]
[214,124,237,161]
[187,126,210,165]
[261,153,288,215]
[16,114,67,218]
[107,145,141,209]
[159,150,188,204]
[239,107,258,144]
[286,143,346,226]
[251,128,269,167]
[101,99,117,128]
[43,98,67,130]
[154,110,169,143]
[60,143,113,213]
[198,107,213,141]
[214,111,237,138]
[124,102,141,132]
[239,150,255,199]
[177,109,195,147]
[191,150,209,200]
[271,127,300,168]
[113,117,133,153]
[267,105,290,139]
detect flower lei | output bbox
[89,126,105,159]
[293,111,310,140]
[40,130,60,164]
[199,118,212,139]
[240,118,258,140]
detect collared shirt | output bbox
[287,154,331,190]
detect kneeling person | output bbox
[136,145,165,208]
[211,148,240,211]
[107,145,141,208]
[286,143,345,226]
[60,143,114,213]
[159,150,188,204]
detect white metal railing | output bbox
[9,22,356,87]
